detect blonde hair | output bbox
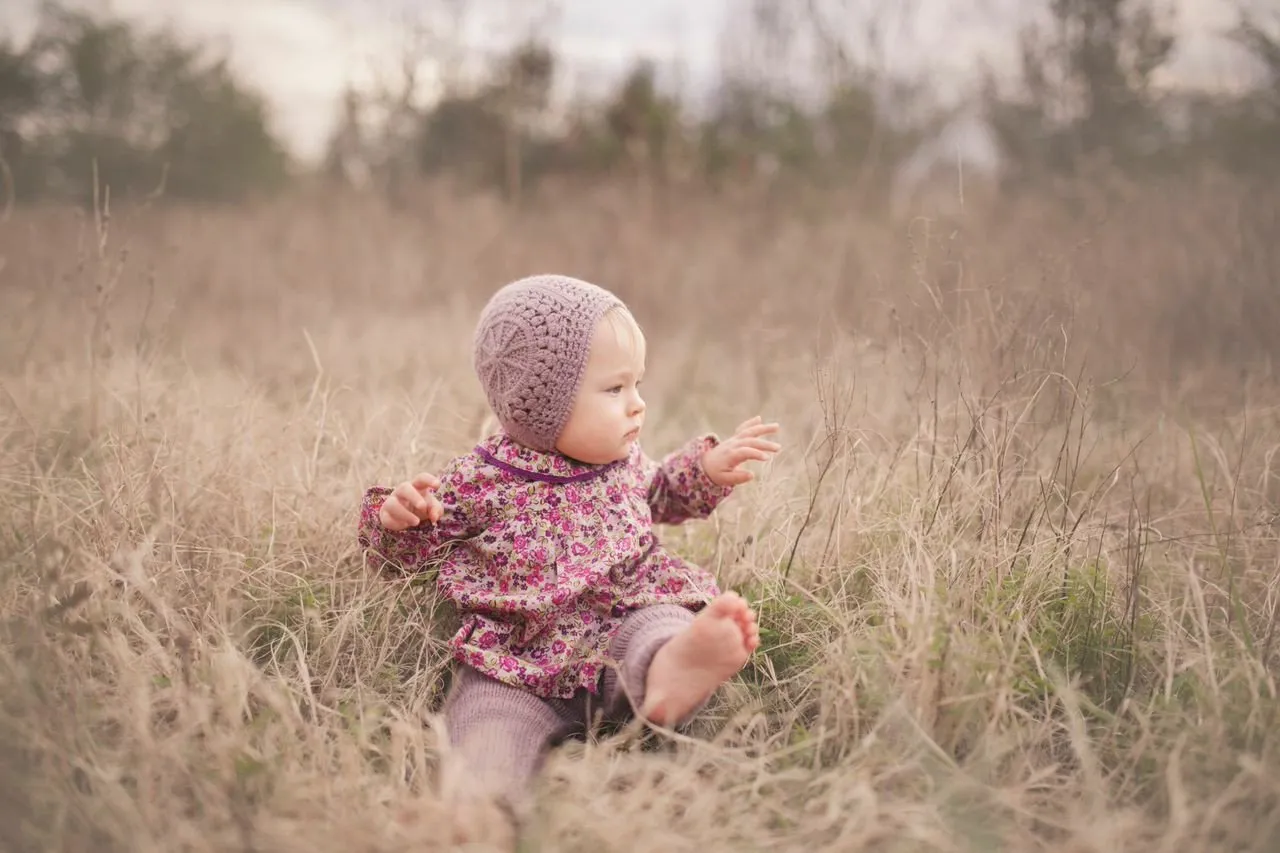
[599,303,646,359]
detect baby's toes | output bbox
[706,592,744,618]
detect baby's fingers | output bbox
[379,498,419,530]
[734,420,780,440]
[424,494,444,524]
[724,446,773,466]
[714,468,755,486]
[411,472,441,492]
[395,482,434,518]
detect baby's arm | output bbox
[357,453,486,577]
[641,416,781,525]
[640,435,735,525]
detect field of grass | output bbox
[2,175,1280,851]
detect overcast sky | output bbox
[3,0,1259,164]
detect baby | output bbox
[357,274,780,842]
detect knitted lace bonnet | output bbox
[472,274,626,452]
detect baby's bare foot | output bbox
[642,592,760,727]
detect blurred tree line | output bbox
[0,0,1277,208]
[0,2,290,204]
[983,0,1279,187]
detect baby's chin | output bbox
[600,442,635,464]
[604,435,641,463]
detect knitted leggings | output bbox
[440,604,696,817]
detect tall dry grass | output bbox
[2,173,1280,852]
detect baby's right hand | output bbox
[378,472,444,531]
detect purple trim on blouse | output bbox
[475,447,622,484]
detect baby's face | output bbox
[555,310,647,465]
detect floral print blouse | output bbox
[357,430,735,699]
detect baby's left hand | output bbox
[702,416,782,487]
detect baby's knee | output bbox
[445,666,558,724]
[440,665,576,780]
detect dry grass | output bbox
[2,174,1280,852]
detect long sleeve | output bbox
[640,434,735,525]
[357,453,489,577]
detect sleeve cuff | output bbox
[679,433,736,511]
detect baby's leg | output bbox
[602,594,759,728]
[440,665,579,846]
